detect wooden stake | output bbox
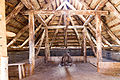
[29,12,35,75]
[95,14,102,71]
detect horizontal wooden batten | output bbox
[23,10,108,15]
[41,26,84,29]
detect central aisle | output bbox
[22,62,120,80]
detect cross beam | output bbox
[23,10,108,15]
[41,26,84,29]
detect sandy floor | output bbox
[22,62,120,80]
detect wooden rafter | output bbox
[86,28,97,56]
[69,16,82,45]
[65,1,97,56]
[78,0,112,47]
[35,30,45,56]
[9,0,62,48]
[35,15,50,61]
[7,25,28,47]
[83,0,108,25]
[106,2,120,20]
[35,30,45,47]
[6,2,24,24]
[64,2,82,46]
[35,2,66,55]
[102,22,120,45]
[49,15,63,47]
[83,0,120,47]
[30,0,40,10]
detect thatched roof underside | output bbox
[5,0,120,51]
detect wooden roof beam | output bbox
[19,1,66,48]
[85,28,97,56]
[6,2,24,24]
[64,3,82,46]
[106,2,120,20]
[102,22,120,45]
[83,0,108,25]
[69,16,82,45]
[7,25,28,47]
[41,26,84,29]
[29,0,40,10]
[23,10,108,15]
[78,0,112,47]
[49,15,63,48]
[17,0,58,48]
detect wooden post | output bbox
[95,14,102,72]
[0,0,8,80]
[83,27,87,63]
[64,14,70,49]
[1,57,8,80]
[45,22,50,62]
[81,41,84,56]
[29,12,35,75]
[64,13,67,48]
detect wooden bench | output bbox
[8,63,25,79]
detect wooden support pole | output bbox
[64,14,69,48]
[95,14,102,71]
[83,27,87,63]
[1,57,8,80]
[45,22,50,62]
[81,41,84,56]
[0,0,8,79]
[29,12,35,75]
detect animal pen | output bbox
[0,0,120,80]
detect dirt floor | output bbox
[22,62,120,80]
